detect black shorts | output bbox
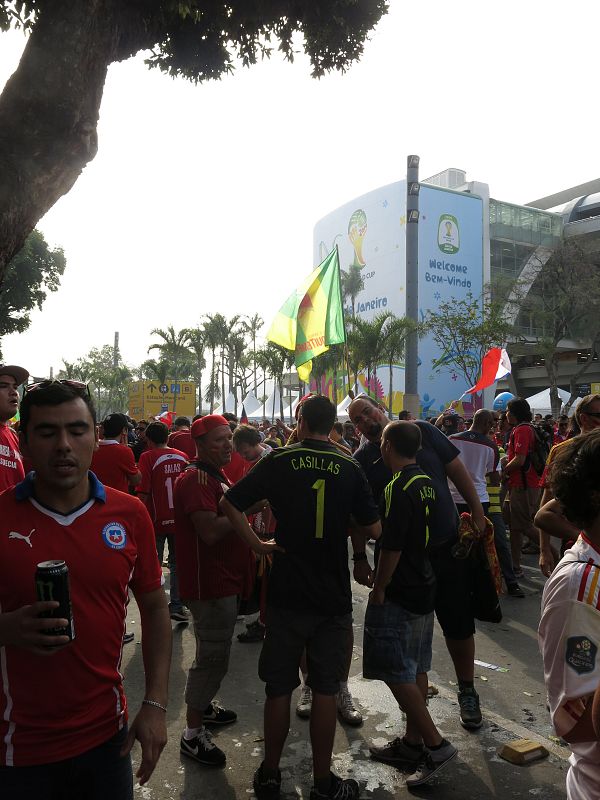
[430,539,475,641]
[259,605,352,697]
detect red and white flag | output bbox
[465,347,511,395]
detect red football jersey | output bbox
[173,465,254,601]
[91,440,139,493]
[167,430,196,460]
[137,447,188,533]
[0,423,25,492]
[0,473,163,766]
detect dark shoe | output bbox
[458,687,482,730]
[369,736,424,766]
[521,543,540,554]
[253,762,282,799]
[405,740,458,787]
[238,620,265,642]
[180,728,226,766]
[310,772,360,800]
[204,702,237,726]
[170,607,190,622]
[507,582,525,598]
[123,632,135,644]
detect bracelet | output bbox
[352,551,368,562]
[143,699,167,712]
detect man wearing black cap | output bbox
[0,363,29,491]
[91,413,141,493]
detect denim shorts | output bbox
[362,602,434,684]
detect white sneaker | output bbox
[296,685,312,719]
[337,687,363,726]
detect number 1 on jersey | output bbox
[312,479,325,539]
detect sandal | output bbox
[521,543,540,554]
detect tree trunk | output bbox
[221,350,226,411]
[0,1,156,281]
[547,355,562,418]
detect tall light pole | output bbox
[404,155,420,418]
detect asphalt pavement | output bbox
[121,551,569,799]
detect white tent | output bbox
[525,388,570,415]
[248,391,286,421]
[212,391,237,416]
[336,394,353,421]
[241,392,261,416]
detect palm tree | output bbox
[243,313,264,394]
[183,327,207,414]
[379,315,416,418]
[140,358,170,385]
[147,326,193,381]
[202,314,227,412]
[341,265,364,319]
[346,313,391,396]
[258,343,292,421]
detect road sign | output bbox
[128,381,196,419]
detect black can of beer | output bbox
[35,560,75,640]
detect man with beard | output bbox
[348,395,486,730]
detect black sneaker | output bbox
[180,727,226,766]
[458,687,482,729]
[507,583,525,598]
[253,762,282,799]
[369,736,424,766]
[123,632,135,644]
[405,740,458,787]
[204,702,237,725]
[309,771,360,800]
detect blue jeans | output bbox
[0,726,132,799]
[156,532,182,610]
[488,511,519,585]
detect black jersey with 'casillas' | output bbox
[225,438,379,616]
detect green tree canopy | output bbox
[0,1,387,281]
[0,228,65,356]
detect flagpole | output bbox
[336,245,354,400]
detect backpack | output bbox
[513,423,550,481]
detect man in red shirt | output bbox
[92,413,141,493]
[174,415,260,767]
[138,422,189,622]
[503,398,542,576]
[0,363,28,492]
[167,416,196,460]
[0,379,171,797]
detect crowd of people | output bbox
[0,359,599,799]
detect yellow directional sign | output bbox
[128,381,196,419]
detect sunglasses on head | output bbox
[25,379,90,397]
[582,410,600,418]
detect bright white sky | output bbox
[1,0,598,378]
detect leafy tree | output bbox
[0,228,65,356]
[257,342,292,421]
[0,2,387,282]
[58,344,131,419]
[424,292,515,392]
[511,240,600,414]
[139,358,170,385]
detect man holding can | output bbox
[0,380,171,799]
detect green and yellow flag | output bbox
[267,249,345,382]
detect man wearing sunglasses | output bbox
[0,380,171,798]
[0,363,29,491]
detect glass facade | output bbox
[489,199,562,248]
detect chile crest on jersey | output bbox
[102,522,127,550]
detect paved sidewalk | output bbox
[122,554,568,799]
